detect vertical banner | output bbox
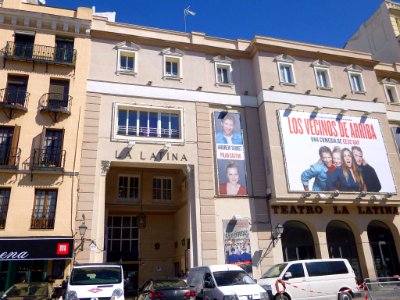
[279,110,396,193]
[213,112,248,196]
[223,219,252,273]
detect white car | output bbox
[187,264,268,300]
[65,264,124,300]
[257,258,362,300]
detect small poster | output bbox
[223,219,252,273]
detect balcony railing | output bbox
[2,41,76,66]
[40,93,72,115]
[31,213,55,229]
[0,145,21,169]
[0,88,29,110]
[32,148,66,170]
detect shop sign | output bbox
[271,205,399,215]
[115,149,188,162]
[0,237,73,260]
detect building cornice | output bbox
[91,17,379,67]
[0,6,91,37]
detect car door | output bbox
[202,273,216,300]
[283,263,310,299]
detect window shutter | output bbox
[9,125,20,166]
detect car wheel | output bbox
[274,294,290,300]
[339,292,353,300]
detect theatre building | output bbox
[0,0,91,290]
[76,9,400,291]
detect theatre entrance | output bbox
[327,220,362,282]
[104,164,191,293]
[368,221,400,278]
[281,221,316,261]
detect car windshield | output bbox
[213,270,255,286]
[261,263,288,279]
[70,267,122,285]
[154,280,188,289]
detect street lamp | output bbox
[272,223,284,247]
[76,221,87,251]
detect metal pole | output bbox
[184,13,187,32]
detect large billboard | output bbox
[213,112,248,196]
[279,110,396,193]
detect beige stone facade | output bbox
[2,0,400,295]
[76,12,400,291]
[0,0,91,291]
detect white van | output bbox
[65,264,124,300]
[257,259,362,300]
[187,264,268,300]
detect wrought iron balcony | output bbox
[40,93,72,116]
[2,41,76,66]
[0,88,29,111]
[32,148,65,170]
[31,213,55,229]
[0,145,21,169]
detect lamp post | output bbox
[272,223,284,247]
[77,221,87,251]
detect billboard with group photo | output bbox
[278,110,396,193]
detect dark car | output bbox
[1,283,51,300]
[136,279,195,300]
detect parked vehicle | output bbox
[65,264,124,300]
[257,258,362,300]
[187,264,268,300]
[136,278,195,300]
[1,282,51,300]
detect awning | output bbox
[0,237,74,260]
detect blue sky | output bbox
[47,0,385,48]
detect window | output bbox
[118,175,139,201]
[107,216,139,261]
[55,37,74,64]
[0,188,11,229]
[0,126,20,167]
[152,177,172,202]
[275,54,296,85]
[39,129,64,167]
[115,105,182,141]
[316,69,329,88]
[346,65,365,93]
[162,48,184,80]
[212,55,234,85]
[312,60,332,89]
[392,127,400,153]
[382,79,400,104]
[13,32,35,59]
[31,190,57,229]
[305,261,348,277]
[385,85,399,103]
[115,41,140,75]
[48,79,70,111]
[285,263,305,279]
[4,75,29,107]
[120,51,135,72]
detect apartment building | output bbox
[0,0,91,290]
[75,11,400,291]
[345,0,400,64]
